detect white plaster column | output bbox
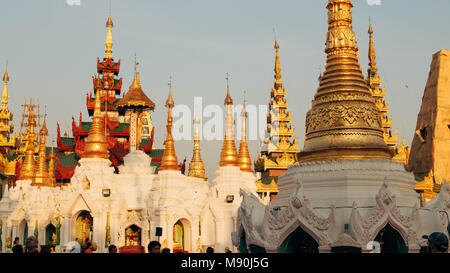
[62,214,71,246]
[11,221,18,244]
[110,213,120,247]
[91,212,103,252]
[4,222,11,253]
[214,217,225,252]
[0,219,6,253]
[167,220,173,251]
[191,218,200,253]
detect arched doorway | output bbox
[45,224,56,245]
[173,218,191,252]
[277,226,319,253]
[373,223,408,253]
[19,220,28,245]
[125,225,142,246]
[75,211,93,246]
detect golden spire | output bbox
[32,118,50,186]
[19,105,37,180]
[368,18,377,76]
[2,61,9,105]
[48,140,56,186]
[238,94,252,172]
[159,77,180,171]
[219,73,238,167]
[188,115,206,179]
[299,0,391,163]
[82,77,109,159]
[131,53,141,89]
[274,40,283,90]
[104,6,114,60]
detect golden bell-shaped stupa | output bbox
[219,76,238,167]
[188,115,206,179]
[238,101,252,172]
[299,0,391,163]
[82,77,109,159]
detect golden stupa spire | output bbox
[274,40,283,90]
[159,77,180,171]
[368,17,377,76]
[82,77,109,159]
[238,93,252,172]
[131,53,141,89]
[219,73,238,167]
[2,61,9,105]
[19,105,37,180]
[188,115,206,179]
[32,117,50,186]
[104,3,114,60]
[48,139,56,186]
[299,0,391,163]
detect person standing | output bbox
[108,245,117,253]
[25,236,39,254]
[12,237,23,254]
[147,241,161,253]
[425,232,448,253]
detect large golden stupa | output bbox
[299,0,392,163]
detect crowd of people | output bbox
[6,231,449,253]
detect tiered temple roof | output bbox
[254,41,298,200]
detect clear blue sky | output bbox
[0,0,449,180]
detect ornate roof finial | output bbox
[220,74,238,167]
[130,53,141,89]
[159,76,180,171]
[19,104,37,181]
[104,2,114,60]
[368,17,377,75]
[274,38,283,90]
[238,91,252,172]
[2,61,9,105]
[82,76,109,159]
[188,115,206,179]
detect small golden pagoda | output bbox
[237,100,252,173]
[219,75,239,167]
[32,119,50,186]
[254,40,298,200]
[117,55,155,150]
[366,21,409,166]
[18,105,38,180]
[82,77,109,159]
[188,115,206,180]
[0,62,18,176]
[159,78,180,171]
[299,0,391,162]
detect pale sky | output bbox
[0,0,449,180]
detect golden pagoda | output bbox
[219,75,238,167]
[82,77,109,159]
[366,21,409,165]
[159,78,180,171]
[104,13,114,60]
[18,105,38,180]
[299,0,391,163]
[32,119,50,186]
[237,99,252,173]
[254,40,298,200]
[188,115,206,180]
[0,62,18,176]
[117,55,155,150]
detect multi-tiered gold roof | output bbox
[82,77,109,159]
[299,0,391,163]
[188,115,206,179]
[366,22,409,165]
[0,62,16,149]
[159,79,180,171]
[255,40,298,173]
[219,76,239,167]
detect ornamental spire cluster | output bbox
[237,98,252,172]
[299,0,391,163]
[32,118,50,186]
